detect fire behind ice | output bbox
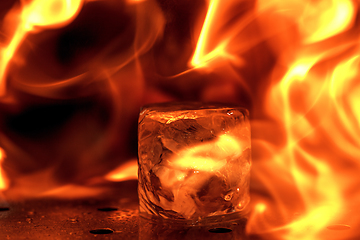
[0,0,360,240]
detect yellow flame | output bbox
[284,154,341,240]
[301,0,355,43]
[190,0,244,69]
[0,0,83,96]
[0,148,8,191]
[327,55,360,158]
[22,0,82,30]
[105,159,138,182]
[255,202,267,214]
[256,0,356,44]
[190,12,355,228]
[172,135,242,171]
[246,33,358,237]
[271,59,342,239]
[191,0,220,68]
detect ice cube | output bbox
[138,102,251,220]
[138,137,162,170]
[160,119,216,153]
[149,169,174,202]
[138,118,164,169]
[193,175,231,215]
[171,170,215,219]
[151,165,199,218]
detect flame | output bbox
[330,55,360,146]
[0,0,359,238]
[105,159,138,182]
[256,0,356,43]
[188,0,359,238]
[245,2,359,238]
[21,0,83,30]
[171,135,242,171]
[0,0,165,200]
[0,148,8,191]
[0,0,83,96]
[300,0,355,43]
[190,0,249,69]
[191,0,221,68]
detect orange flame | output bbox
[105,159,138,182]
[256,0,356,43]
[0,0,359,238]
[0,148,8,191]
[171,135,242,171]
[190,0,359,239]
[190,0,249,69]
[191,0,221,68]
[0,0,83,96]
[245,1,359,238]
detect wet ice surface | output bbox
[138,105,251,220]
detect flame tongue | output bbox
[188,0,359,239]
[245,0,359,238]
[0,0,83,96]
[21,0,83,30]
[171,135,242,172]
[0,148,8,192]
[256,0,356,44]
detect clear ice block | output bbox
[137,102,251,222]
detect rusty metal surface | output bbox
[0,180,249,240]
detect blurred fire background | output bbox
[0,0,360,239]
[0,0,260,199]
